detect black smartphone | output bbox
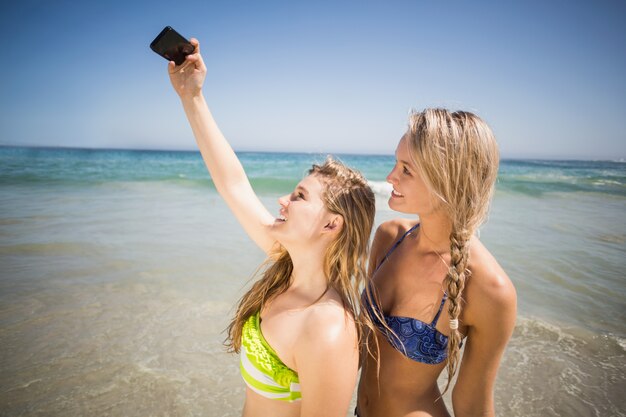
[150,26,195,66]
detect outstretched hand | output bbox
[168,38,206,99]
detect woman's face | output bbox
[386,135,440,215]
[270,174,338,245]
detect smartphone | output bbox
[150,26,195,66]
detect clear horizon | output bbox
[3,143,625,163]
[0,1,624,160]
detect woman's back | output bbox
[243,287,357,417]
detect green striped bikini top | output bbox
[240,311,301,402]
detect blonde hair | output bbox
[406,108,499,393]
[225,157,376,352]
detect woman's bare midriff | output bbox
[357,332,451,417]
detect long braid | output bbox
[406,108,499,395]
[441,228,471,394]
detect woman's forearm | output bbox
[180,94,248,194]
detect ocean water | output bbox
[0,146,624,416]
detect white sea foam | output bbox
[592,179,622,186]
[618,336,626,352]
[368,180,392,196]
[492,316,626,416]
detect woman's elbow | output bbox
[451,389,495,417]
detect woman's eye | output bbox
[402,166,411,175]
[297,192,305,199]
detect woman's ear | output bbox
[323,214,344,234]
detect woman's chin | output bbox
[387,197,416,214]
[388,196,403,210]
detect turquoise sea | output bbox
[0,146,624,416]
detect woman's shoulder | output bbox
[297,297,357,351]
[376,218,416,237]
[291,294,359,383]
[465,237,517,321]
[369,218,417,266]
[373,218,417,248]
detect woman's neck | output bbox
[416,210,453,255]
[285,245,329,300]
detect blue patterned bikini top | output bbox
[366,224,450,365]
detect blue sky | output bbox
[0,0,624,159]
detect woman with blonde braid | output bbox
[357,109,517,417]
[167,39,376,417]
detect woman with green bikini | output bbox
[167,38,376,417]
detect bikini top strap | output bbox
[375,224,420,272]
[430,293,448,326]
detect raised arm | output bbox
[168,39,276,254]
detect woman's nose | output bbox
[278,195,290,207]
[386,167,398,185]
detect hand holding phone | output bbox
[150,26,195,66]
[162,33,206,99]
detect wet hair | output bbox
[226,157,376,352]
